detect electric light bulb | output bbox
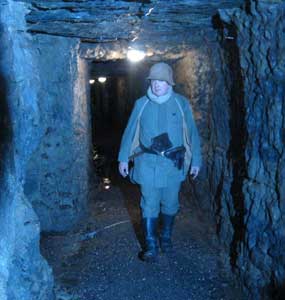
[127,49,146,62]
[98,77,107,83]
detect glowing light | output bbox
[127,49,146,62]
[98,77,107,83]
[103,178,111,190]
[103,178,111,184]
[89,79,95,84]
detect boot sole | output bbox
[138,251,158,262]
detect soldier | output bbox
[118,62,202,262]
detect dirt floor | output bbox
[40,127,246,300]
[41,171,246,300]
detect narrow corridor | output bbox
[41,130,245,300]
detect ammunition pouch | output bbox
[131,133,185,170]
[164,146,186,170]
[140,143,185,170]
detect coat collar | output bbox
[147,86,173,104]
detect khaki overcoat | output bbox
[118,92,202,188]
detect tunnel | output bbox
[0,1,285,300]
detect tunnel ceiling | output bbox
[26,0,244,49]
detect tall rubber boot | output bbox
[160,213,175,253]
[140,218,159,262]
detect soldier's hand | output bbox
[119,162,129,177]
[190,166,200,179]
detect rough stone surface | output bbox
[1,0,284,299]
[25,0,243,41]
[22,34,91,232]
[216,1,285,299]
[2,0,91,233]
[0,174,54,300]
[172,39,235,257]
[26,0,243,57]
[0,1,54,299]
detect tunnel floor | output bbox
[41,127,246,300]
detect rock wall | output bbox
[0,1,54,299]
[1,0,284,299]
[1,0,90,233]
[173,44,232,224]
[0,175,54,300]
[22,35,91,232]
[217,1,285,298]
[14,12,90,232]
[173,2,285,298]
[1,0,92,298]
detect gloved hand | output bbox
[119,162,129,178]
[190,166,200,179]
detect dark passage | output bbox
[41,137,245,299]
[41,141,244,299]
[1,1,284,299]
[40,61,245,300]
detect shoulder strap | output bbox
[129,98,149,157]
[174,97,192,173]
[174,97,185,121]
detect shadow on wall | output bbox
[267,280,285,300]
[0,26,13,176]
[213,13,247,268]
[225,25,247,269]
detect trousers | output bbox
[140,182,181,218]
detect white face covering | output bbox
[147,86,173,104]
